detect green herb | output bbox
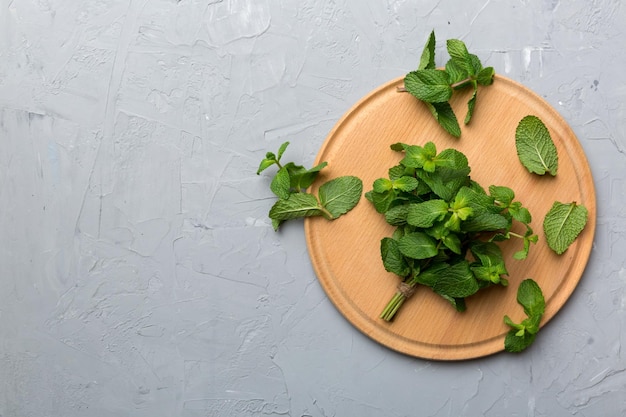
[402,30,495,137]
[366,141,537,321]
[543,201,588,255]
[515,115,559,176]
[504,278,545,352]
[258,141,363,230]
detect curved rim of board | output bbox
[304,75,596,360]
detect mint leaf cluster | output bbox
[504,279,545,352]
[258,142,363,230]
[366,141,537,321]
[402,30,495,137]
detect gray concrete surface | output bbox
[0,0,625,416]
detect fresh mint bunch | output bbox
[258,141,363,230]
[366,141,537,321]
[402,30,495,137]
[504,278,545,352]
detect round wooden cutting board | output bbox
[304,75,596,360]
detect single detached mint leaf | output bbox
[515,115,559,176]
[269,193,323,222]
[318,176,363,219]
[543,201,588,255]
[419,30,436,70]
[404,69,453,103]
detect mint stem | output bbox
[380,281,418,321]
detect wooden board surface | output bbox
[304,75,596,360]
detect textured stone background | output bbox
[0,0,625,416]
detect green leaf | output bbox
[414,262,450,287]
[543,201,588,255]
[257,158,276,175]
[517,279,545,320]
[406,199,449,228]
[404,69,453,103]
[425,102,461,138]
[464,84,477,124]
[442,233,462,255]
[445,59,469,85]
[509,203,532,224]
[366,189,396,213]
[392,176,419,192]
[515,115,559,176]
[489,185,515,207]
[269,193,323,221]
[380,238,411,277]
[504,329,537,353]
[461,212,510,232]
[270,166,292,199]
[401,144,436,169]
[318,176,363,219]
[285,161,328,191]
[446,39,472,73]
[373,178,393,193]
[397,232,439,260]
[433,260,479,298]
[385,205,410,226]
[276,141,290,161]
[477,67,495,86]
[419,30,436,70]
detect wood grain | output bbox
[304,75,596,360]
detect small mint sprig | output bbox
[257,141,363,230]
[399,30,495,137]
[504,278,545,352]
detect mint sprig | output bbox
[504,278,545,352]
[258,141,363,230]
[401,30,495,137]
[366,141,537,321]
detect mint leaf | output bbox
[425,102,461,138]
[504,330,537,353]
[515,115,559,176]
[392,176,419,192]
[446,39,472,74]
[397,232,439,260]
[516,279,545,319]
[464,85,477,124]
[285,161,328,191]
[419,30,436,70]
[477,67,495,86]
[319,176,363,219]
[489,185,515,207]
[269,193,323,222]
[406,199,449,228]
[543,201,588,255]
[404,69,453,103]
[433,261,479,299]
[270,166,291,199]
[381,237,411,277]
